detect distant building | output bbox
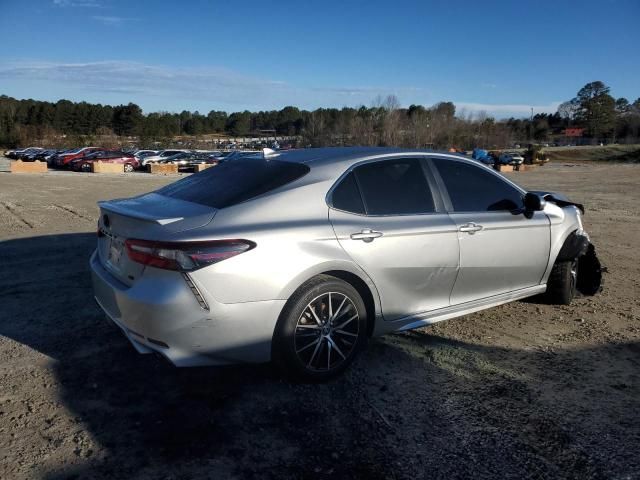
[564,128,584,137]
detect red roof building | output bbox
[564,128,584,137]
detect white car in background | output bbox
[133,150,159,160]
[499,152,525,166]
[140,149,190,167]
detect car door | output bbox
[429,157,551,305]
[101,152,117,162]
[329,157,460,321]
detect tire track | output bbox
[0,201,33,228]
[50,204,95,223]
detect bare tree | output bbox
[380,95,402,146]
[557,100,579,120]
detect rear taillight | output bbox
[124,239,255,271]
[125,239,256,272]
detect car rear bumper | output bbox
[90,249,285,367]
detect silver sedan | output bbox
[91,147,601,380]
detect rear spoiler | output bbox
[98,192,217,231]
[529,191,584,214]
[98,200,184,225]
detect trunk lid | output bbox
[97,192,217,286]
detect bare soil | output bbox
[0,164,638,479]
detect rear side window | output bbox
[331,172,365,214]
[433,159,523,212]
[353,158,435,215]
[156,158,310,209]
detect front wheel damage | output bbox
[576,243,604,296]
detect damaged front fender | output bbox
[557,231,590,262]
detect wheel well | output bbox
[322,270,377,337]
[556,229,589,262]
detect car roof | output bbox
[271,146,469,167]
[263,147,527,195]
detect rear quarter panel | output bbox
[184,176,383,314]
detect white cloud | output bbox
[455,101,562,118]
[0,60,559,117]
[92,15,129,25]
[53,0,102,7]
[0,60,422,112]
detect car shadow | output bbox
[0,233,638,479]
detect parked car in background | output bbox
[18,148,46,160]
[53,147,104,167]
[91,147,601,380]
[133,150,159,160]
[471,148,495,167]
[4,148,19,158]
[160,152,227,171]
[5,147,39,159]
[28,149,58,162]
[140,149,190,166]
[499,152,525,166]
[14,147,45,160]
[209,150,259,163]
[44,150,67,165]
[70,150,139,172]
[158,152,198,169]
[46,149,72,165]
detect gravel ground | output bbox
[0,162,638,479]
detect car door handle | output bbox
[350,229,383,242]
[459,223,484,234]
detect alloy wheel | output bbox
[570,260,578,292]
[294,292,359,372]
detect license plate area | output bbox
[107,236,125,272]
[98,228,125,274]
[96,220,144,287]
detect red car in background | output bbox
[53,147,104,167]
[70,151,140,172]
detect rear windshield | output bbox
[156,157,310,209]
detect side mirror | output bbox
[524,192,546,212]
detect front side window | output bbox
[433,158,523,212]
[350,158,435,215]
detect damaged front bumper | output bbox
[577,243,604,296]
[559,231,603,296]
[534,190,604,297]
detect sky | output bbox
[0,0,638,118]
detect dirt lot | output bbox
[0,163,639,479]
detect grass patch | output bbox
[546,144,640,163]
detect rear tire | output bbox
[80,163,91,172]
[273,275,368,382]
[545,260,578,305]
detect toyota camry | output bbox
[91,147,601,380]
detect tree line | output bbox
[1,81,638,149]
